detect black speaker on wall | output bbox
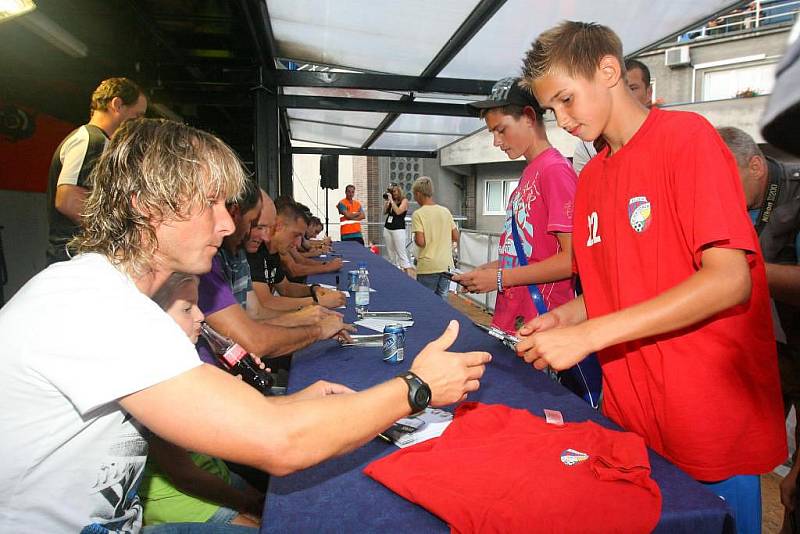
[319,154,339,190]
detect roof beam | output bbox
[280,95,472,116]
[238,0,292,139]
[151,88,251,107]
[421,0,507,78]
[238,0,276,69]
[290,147,438,158]
[275,71,494,95]
[361,0,506,148]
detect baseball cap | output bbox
[468,77,544,115]
[761,26,800,155]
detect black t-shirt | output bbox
[384,205,407,230]
[46,124,109,264]
[247,243,286,287]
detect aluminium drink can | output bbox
[382,323,405,363]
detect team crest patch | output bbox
[628,196,652,233]
[561,448,589,466]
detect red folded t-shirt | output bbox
[364,402,662,533]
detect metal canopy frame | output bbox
[290,147,438,158]
[242,0,747,161]
[361,0,507,149]
[274,71,495,95]
[279,95,474,117]
[239,0,293,195]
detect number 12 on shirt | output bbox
[587,212,602,247]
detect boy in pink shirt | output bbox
[458,78,577,333]
[458,78,600,405]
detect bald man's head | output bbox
[245,190,276,254]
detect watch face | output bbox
[414,386,431,408]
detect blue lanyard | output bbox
[509,216,548,316]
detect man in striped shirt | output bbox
[46,77,147,264]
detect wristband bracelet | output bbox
[496,269,504,294]
[310,284,320,303]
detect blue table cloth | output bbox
[262,242,734,533]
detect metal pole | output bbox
[325,188,330,236]
[755,0,761,28]
[0,226,6,308]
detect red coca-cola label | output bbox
[221,344,248,368]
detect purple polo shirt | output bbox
[196,254,238,364]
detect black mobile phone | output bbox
[441,270,465,286]
[378,419,425,443]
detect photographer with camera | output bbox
[383,183,414,276]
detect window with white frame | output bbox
[484,179,519,215]
[702,62,777,101]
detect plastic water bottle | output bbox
[355,261,370,314]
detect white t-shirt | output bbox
[571,140,597,174]
[0,254,202,533]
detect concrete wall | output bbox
[666,95,768,141]
[0,191,47,302]
[637,27,790,105]
[421,159,465,219]
[440,121,580,167]
[475,160,527,233]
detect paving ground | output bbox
[446,292,789,533]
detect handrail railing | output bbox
[677,0,799,42]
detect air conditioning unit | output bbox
[665,46,691,68]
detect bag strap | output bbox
[510,211,600,409]
[509,217,548,315]
[754,160,783,236]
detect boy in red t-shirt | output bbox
[516,21,786,531]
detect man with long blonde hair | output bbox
[0,118,490,532]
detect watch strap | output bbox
[309,283,320,303]
[397,371,430,414]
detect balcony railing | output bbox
[678,0,799,42]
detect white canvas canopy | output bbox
[266,0,743,151]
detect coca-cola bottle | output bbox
[199,322,276,395]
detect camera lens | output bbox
[382,193,389,199]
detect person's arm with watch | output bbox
[249,281,315,312]
[122,321,491,476]
[274,279,345,308]
[280,248,344,277]
[396,371,432,414]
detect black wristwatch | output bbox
[397,371,431,414]
[309,284,320,303]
